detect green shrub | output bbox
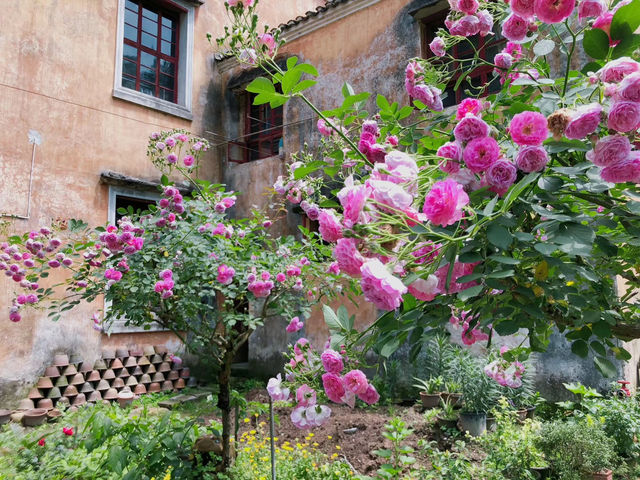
[536,419,618,480]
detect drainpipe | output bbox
[1,130,42,220]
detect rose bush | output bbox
[217,0,640,388]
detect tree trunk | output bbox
[217,353,233,471]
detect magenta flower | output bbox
[183,155,195,167]
[359,258,407,311]
[429,36,446,57]
[598,57,640,83]
[453,114,490,143]
[296,384,317,407]
[408,275,440,302]
[456,0,479,14]
[317,118,333,136]
[600,158,640,183]
[267,374,290,402]
[534,0,576,23]
[276,272,286,282]
[369,179,414,212]
[608,101,640,132]
[343,369,369,395]
[485,160,518,196]
[322,373,346,404]
[509,111,548,146]
[564,103,602,139]
[332,238,365,277]
[516,146,549,172]
[357,384,380,405]
[501,14,528,42]
[216,264,235,285]
[456,98,484,120]
[248,280,274,298]
[422,179,469,227]
[286,316,304,333]
[463,137,501,173]
[321,349,344,374]
[409,84,443,111]
[337,177,370,228]
[511,0,535,18]
[104,268,122,282]
[578,0,605,21]
[257,33,276,56]
[317,209,343,243]
[586,135,631,167]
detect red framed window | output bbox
[244,93,283,162]
[422,13,505,108]
[121,0,181,103]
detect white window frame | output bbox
[113,0,195,120]
[105,186,167,333]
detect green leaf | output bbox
[323,305,341,331]
[571,339,589,358]
[592,321,611,338]
[581,61,603,75]
[457,284,483,301]
[282,69,304,94]
[380,338,401,358]
[610,0,640,41]
[494,319,520,336]
[246,77,275,95]
[593,356,617,377]
[538,176,563,192]
[342,82,355,98]
[611,34,640,58]
[583,28,611,59]
[292,79,317,93]
[534,243,557,255]
[376,94,391,111]
[487,224,513,250]
[590,340,606,356]
[533,39,555,56]
[286,56,298,70]
[488,255,520,265]
[483,195,499,217]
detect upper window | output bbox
[229,93,284,163]
[422,12,504,108]
[113,0,195,120]
[122,0,180,103]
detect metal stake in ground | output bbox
[269,395,276,480]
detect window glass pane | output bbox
[122,76,136,90]
[142,7,158,22]
[161,26,175,42]
[162,16,174,28]
[125,0,138,12]
[141,32,157,50]
[140,66,156,84]
[142,16,157,35]
[124,9,138,27]
[139,82,155,96]
[159,59,174,76]
[161,40,175,57]
[122,59,137,77]
[123,44,137,62]
[124,24,137,42]
[159,73,173,89]
[140,51,157,69]
[160,88,175,101]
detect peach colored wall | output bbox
[0,0,323,404]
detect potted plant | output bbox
[458,355,497,436]
[442,380,462,406]
[414,376,443,409]
[435,399,459,430]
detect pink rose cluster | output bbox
[154,269,174,299]
[214,194,236,214]
[450,310,489,345]
[216,264,235,285]
[404,61,443,112]
[286,316,304,333]
[156,187,186,228]
[501,0,576,43]
[358,119,388,163]
[247,270,275,298]
[290,384,332,429]
[484,355,525,388]
[98,221,145,257]
[150,130,208,168]
[227,0,254,8]
[443,0,494,38]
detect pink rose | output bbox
[598,57,640,83]
[368,179,414,212]
[357,384,380,404]
[317,209,344,243]
[564,103,602,139]
[578,0,605,21]
[216,264,235,285]
[267,374,290,402]
[600,157,640,183]
[509,111,549,146]
[286,316,304,333]
[477,10,494,36]
[485,159,518,196]
[343,369,369,395]
[333,238,365,277]
[296,384,317,407]
[516,146,549,172]
[409,84,443,111]
[423,179,470,227]
[429,36,446,57]
[501,14,528,42]
[511,0,535,18]
[456,98,483,120]
[534,0,576,23]
[593,12,617,46]
[359,258,407,311]
[608,101,640,132]
[317,118,333,136]
[257,33,276,56]
[586,135,631,167]
[494,52,513,71]
[454,114,490,143]
[321,349,344,374]
[408,275,440,301]
[322,373,346,404]
[617,72,640,102]
[463,137,501,173]
[437,142,463,166]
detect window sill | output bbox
[106,320,169,334]
[113,86,193,121]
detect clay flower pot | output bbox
[117,368,130,379]
[0,409,11,425]
[37,377,54,389]
[137,356,150,366]
[134,384,147,395]
[174,378,186,390]
[441,392,462,407]
[140,374,152,384]
[36,398,53,410]
[148,382,161,393]
[18,398,35,410]
[22,408,48,427]
[592,470,613,480]
[130,347,144,357]
[62,365,77,376]
[419,392,441,409]
[57,397,70,408]
[117,387,134,408]
[94,359,107,370]
[69,353,83,364]
[131,366,143,376]
[110,358,124,370]
[112,378,125,389]
[154,345,168,355]
[151,354,163,364]
[45,366,60,378]
[116,347,129,358]
[55,376,69,387]
[80,382,94,393]
[47,409,62,421]
[28,388,43,400]
[152,372,165,382]
[70,373,85,385]
[87,391,102,403]
[126,376,138,387]
[63,385,78,397]
[103,388,118,400]
[47,387,62,399]
[435,415,458,429]
[102,348,115,360]
[158,362,170,373]
[124,357,137,368]
[102,369,115,380]
[79,362,93,373]
[143,345,155,356]
[145,364,157,374]
[53,353,69,367]
[167,371,179,381]
[96,379,110,391]
[72,393,87,406]
[87,370,101,382]
[180,368,190,378]
[161,381,174,392]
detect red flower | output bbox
[37,438,45,446]
[62,427,74,436]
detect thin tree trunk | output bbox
[217,353,233,471]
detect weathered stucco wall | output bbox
[0,0,323,404]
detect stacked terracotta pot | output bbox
[18,346,197,411]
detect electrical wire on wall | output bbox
[1,130,42,220]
